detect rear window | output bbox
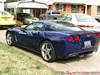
[75,14,98,23]
[45,22,83,31]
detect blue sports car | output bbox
[6,20,100,62]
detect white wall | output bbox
[0,2,4,11]
[35,0,53,5]
[0,0,6,11]
[20,0,32,1]
[0,0,6,2]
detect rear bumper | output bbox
[53,42,98,59]
[64,46,98,59]
[53,38,99,59]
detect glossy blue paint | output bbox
[6,21,100,59]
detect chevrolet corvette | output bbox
[6,20,100,62]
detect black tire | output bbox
[84,51,94,57]
[40,41,56,62]
[6,33,14,46]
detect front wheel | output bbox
[40,41,56,62]
[6,33,14,46]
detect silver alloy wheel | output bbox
[41,42,54,61]
[6,33,13,45]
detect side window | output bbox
[63,14,72,21]
[46,25,55,31]
[45,24,57,31]
[25,23,44,31]
[25,25,34,30]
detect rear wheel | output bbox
[6,33,14,46]
[40,41,56,62]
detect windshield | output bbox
[45,22,83,31]
[75,14,98,23]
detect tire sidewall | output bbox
[6,33,14,46]
[40,41,56,62]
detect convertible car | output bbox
[6,20,100,62]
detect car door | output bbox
[18,22,44,50]
[15,27,30,46]
[26,22,44,49]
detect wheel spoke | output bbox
[45,43,48,50]
[42,50,48,60]
[46,43,52,51]
[7,34,11,44]
[46,52,51,59]
[42,44,47,52]
[47,48,52,52]
[6,34,13,45]
[41,42,54,61]
[44,53,48,60]
[43,51,51,60]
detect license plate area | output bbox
[84,41,91,48]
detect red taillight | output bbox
[68,36,73,42]
[78,25,94,28]
[92,33,100,37]
[78,25,85,27]
[96,33,100,37]
[90,26,94,27]
[74,35,80,41]
[68,35,80,42]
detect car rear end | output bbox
[45,21,100,59]
[0,11,16,27]
[64,31,100,58]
